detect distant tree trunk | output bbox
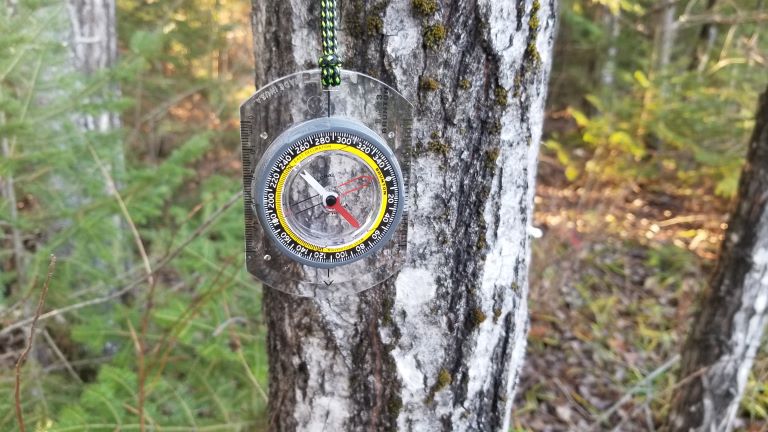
[655,1,677,72]
[600,7,621,89]
[666,89,768,431]
[250,0,556,430]
[688,0,717,72]
[65,0,128,270]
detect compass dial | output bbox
[254,119,405,268]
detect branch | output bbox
[587,354,680,430]
[88,145,154,288]
[678,12,768,27]
[14,255,56,432]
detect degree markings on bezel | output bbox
[258,128,402,266]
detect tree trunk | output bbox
[655,1,677,72]
[688,0,718,72]
[666,89,768,431]
[250,0,556,430]
[600,7,621,89]
[65,0,128,270]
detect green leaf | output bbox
[633,70,651,89]
[570,108,590,128]
[565,165,580,182]
[715,173,740,197]
[609,131,645,158]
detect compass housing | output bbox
[240,69,413,296]
[253,118,405,268]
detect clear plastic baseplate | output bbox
[240,69,413,297]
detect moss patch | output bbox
[524,0,542,66]
[412,0,438,15]
[493,308,502,323]
[490,120,502,135]
[420,76,440,91]
[459,79,471,90]
[427,138,451,156]
[387,394,403,416]
[367,16,384,35]
[423,24,447,49]
[436,368,452,390]
[495,87,508,106]
[471,308,487,327]
[526,42,541,64]
[381,296,394,326]
[425,367,453,403]
[485,147,500,169]
[476,233,487,251]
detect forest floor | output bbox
[513,158,768,431]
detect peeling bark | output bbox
[666,89,768,431]
[250,0,557,430]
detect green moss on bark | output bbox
[412,0,438,15]
[423,24,446,49]
[471,308,487,327]
[420,76,440,91]
[495,87,508,106]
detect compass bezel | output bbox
[253,117,405,268]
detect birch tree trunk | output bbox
[655,1,677,72]
[65,0,129,270]
[666,89,768,431]
[250,0,556,430]
[600,7,621,89]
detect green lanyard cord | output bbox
[319,0,341,87]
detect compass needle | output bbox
[330,199,361,229]
[300,171,331,197]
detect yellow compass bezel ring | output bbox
[274,143,388,253]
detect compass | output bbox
[240,69,412,295]
[253,117,405,268]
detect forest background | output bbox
[0,0,766,430]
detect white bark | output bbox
[254,0,557,430]
[66,0,121,150]
[64,0,127,269]
[656,2,677,71]
[600,8,620,88]
[668,90,768,432]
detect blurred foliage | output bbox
[547,0,764,197]
[527,0,768,427]
[1,0,264,430]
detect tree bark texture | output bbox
[65,0,128,269]
[67,0,119,128]
[667,89,768,431]
[599,7,620,89]
[655,2,677,72]
[250,1,556,430]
